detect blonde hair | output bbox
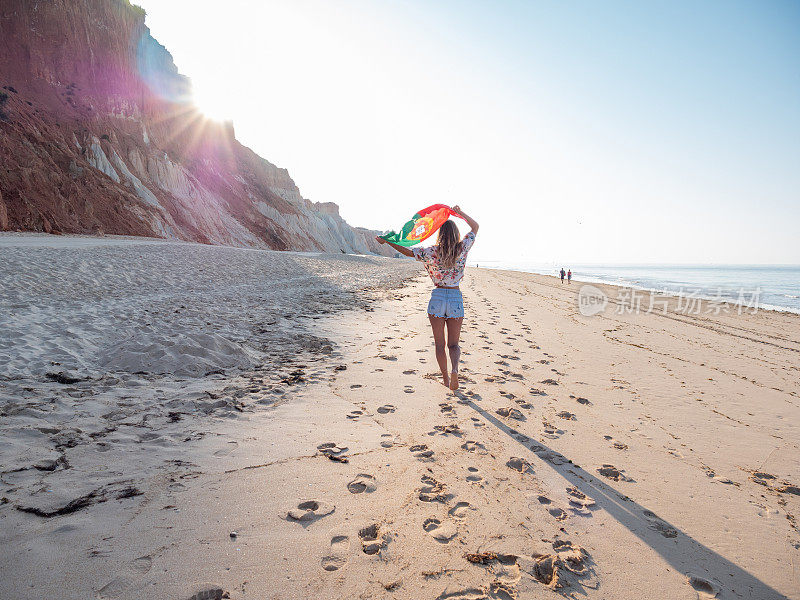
[436,220,463,268]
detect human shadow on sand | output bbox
[458,394,788,600]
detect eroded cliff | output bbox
[0,0,392,255]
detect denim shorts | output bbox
[427,287,464,319]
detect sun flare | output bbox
[191,81,232,122]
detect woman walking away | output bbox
[377,206,479,391]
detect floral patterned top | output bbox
[412,231,476,287]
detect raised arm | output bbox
[451,205,479,234]
[376,236,414,257]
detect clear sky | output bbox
[135,0,799,264]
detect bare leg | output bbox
[428,315,449,387]
[446,317,463,390]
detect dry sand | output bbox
[1,234,798,600]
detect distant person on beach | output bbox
[377,205,479,391]
[567,269,572,283]
[560,268,566,283]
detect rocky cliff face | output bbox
[0,0,393,255]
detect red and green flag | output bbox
[379,204,457,247]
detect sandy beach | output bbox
[1,234,798,600]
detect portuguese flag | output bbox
[379,204,457,247]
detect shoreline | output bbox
[473,264,800,316]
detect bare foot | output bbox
[442,373,450,388]
[450,370,459,391]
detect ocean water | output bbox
[469,261,800,314]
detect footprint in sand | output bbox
[537,495,552,505]
[380,434,395,448]
[419,475,448,503]
[557,411,576,421]
[466,466,483,484]
[550,540,591,578]
[496,407,525,421]
[448,502,474,519]
[551,539,576,552]
[321,534,350,572]
[688,574,721,599]
[506,457,534,474]
[570,394,592,405]
[410,444,435,460]
[461,440,488,454]
[403,369,418,374]
[377,404,396,414]
[642,510,678,538]
[404,386,415,394]
[540,451,570,466]
[470,417,485,428]
[432,424,463,436]
[185,585,228,600]
[439,402,454,414]
[540,379,559,386]
[317,442,348,458]
[287,500,335,523]
[348,474,377,494]
[359,523,388,555]
[597,464,634,482]
[549,507,568,521]
[749,471,777,487]
[542,423,564,439]
[423,518,458,542]
[347,409,364,420]
[566,487,596,511]
[129,556,152,574]
[350,384,363,389]
[514,399,534,410]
